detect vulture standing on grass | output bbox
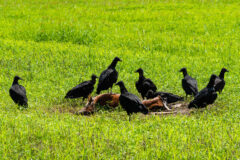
[146,90,184,104]
[116,81,148,120]
[188,74,218,108]
[65,74,98,101]
[179,68,198,97]
[97,57,121,94]
[214,68,229,93]
[135,68,157,99]
[9,76,28,107]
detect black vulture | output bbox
[65,74,98,101]
[9,76,28,107]
[188,74,218,108]
[146,90,184,104]
[135,68,157,99]
[116,81,148,120]
[214,68,229,93]
[179,68,198,97]
[96,57,121,94]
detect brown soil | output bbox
[48,94,192,116]
[151,102,191,116]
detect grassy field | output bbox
[0,0,240,159]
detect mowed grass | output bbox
[0,0,240,159]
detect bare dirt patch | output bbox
[48,94,193,116]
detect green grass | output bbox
[0,0,240,159]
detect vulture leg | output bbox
[81,98,85,104]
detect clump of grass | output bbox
[35,25,98,45]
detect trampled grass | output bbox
[0,0,240,159]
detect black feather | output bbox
[188,74,218,108]
[146,90,184,104]
[65,74,97,100]
[180,68,198,96]
[97,57,121,94]
[116,81,148,116]
[135,68,157,99]
[214,68,228,93]
[9,76,28,107]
